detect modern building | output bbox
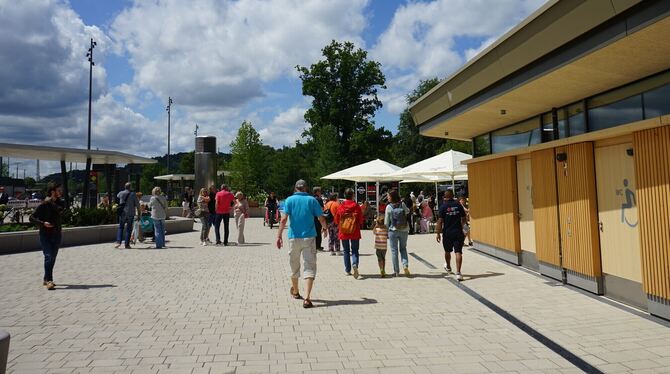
[410,0,670,320]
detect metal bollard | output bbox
[0,330,9,374]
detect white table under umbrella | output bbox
[321,159,401,213]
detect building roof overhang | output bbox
[411,0,670,140]
[0,143,157,165]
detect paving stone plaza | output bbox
[1,219,670,374]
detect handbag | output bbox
[194,208,202,218]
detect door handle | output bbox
[598,221,603,232]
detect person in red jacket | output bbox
[335,188,364,279]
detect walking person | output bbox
[324,192,341,255]
[276,180,328,309]
[182,187,193,217]
[207,185,217,244]
[313,186,324,250]
[459,197,473,246]
[403,193,415,235]
[385,190,411,277]
[335,188,363,278]
[149,187,168,249]
[234,191,249,244]
[197,188,211,246]
[373,215,388,277]
[30,183,64,290]
[214,184,235,246]
[436,190,467,281]
[115,182,140,249]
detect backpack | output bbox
[339,208,357,234]
[323,203,334,223]
[391,203,407,229]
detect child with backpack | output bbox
[373,215,388,277]
[335,188,363,278]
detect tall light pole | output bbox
[83,38,97,208]
[166,97,173,173]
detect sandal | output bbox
[290,287,302,300]
[303,299,313,308]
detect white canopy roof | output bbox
[321,159,401,182]
[0,142,157,164]
[390,150,471,179]
[154,170,229,181]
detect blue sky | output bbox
[0,0,545,177]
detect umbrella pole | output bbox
[451,175,455,192]
[376,181,380,216]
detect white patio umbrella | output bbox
[321,159,401,212]
[390,150,472,190]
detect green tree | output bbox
[177,151,195,174]
[229,121,267,195]
[393,78,471,166]
[140,163,167,195]
[297,40,387,164]
[24,177,36,188]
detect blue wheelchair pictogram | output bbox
[621,178,638,228]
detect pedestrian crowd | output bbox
[29,179,471,296]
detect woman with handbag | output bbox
[233,191,249,244]
[196,187,210,246]
[149,187,168,249]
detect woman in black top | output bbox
[30,183,64,290]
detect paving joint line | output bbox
[412,251,604,373]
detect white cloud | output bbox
[111,0,369,109]
[258,106,308,148]
[373,0,547,114]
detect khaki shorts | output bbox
[289,238,317,279]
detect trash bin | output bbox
[0,330,9,374]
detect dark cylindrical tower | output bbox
[194,136,217,196]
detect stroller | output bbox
[131,212,154,244]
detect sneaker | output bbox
[206,239,212,244]
[42,281,56,287]
[456,272,463,281]
[468,241,473,246]
[215,242,223,246]
[392,272,399,277]
[444,263,452,274]
[353,266,359,279]
[346,272,352,276]
[125,245,132,249]
[380,269,386,278]
[45,281,55,290]
[403,267,411,277]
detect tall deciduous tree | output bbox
[229,121,267,195]
[297,40,387,169]
[393,78,471,166]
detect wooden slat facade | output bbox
[633,126,670,301]
[555,142,602,277]
[468,157,520,253]
[531,149,561,266]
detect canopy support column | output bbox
[375,181,380,215]
[60,160,69,210]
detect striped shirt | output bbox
[373,226,388,250]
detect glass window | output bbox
[491,117,541,153]
[567,102,585,136]
[644,83,670,119]
[473,134,491,157]
[588,95,643,132]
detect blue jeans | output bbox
[40,230,61,282]
[153,219,165,248]
[388,230,409,274]
[214,213,230,244]
[116,215,133,246]
[341,239,360,273]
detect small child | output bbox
[373,215,389,277]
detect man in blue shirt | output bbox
[277,180,328,308]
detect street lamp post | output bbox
[82,38,97,208]
[166,97,173,199]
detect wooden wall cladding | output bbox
[555,142,602,277]
[531,149,561,266]
[469,156,521,253]
[633,126,670,300]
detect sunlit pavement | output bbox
[1,218,669,373]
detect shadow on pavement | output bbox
[310,297,377,308]
[461,271,504,281]
[57,284,117,290]
[236,243,271,247]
